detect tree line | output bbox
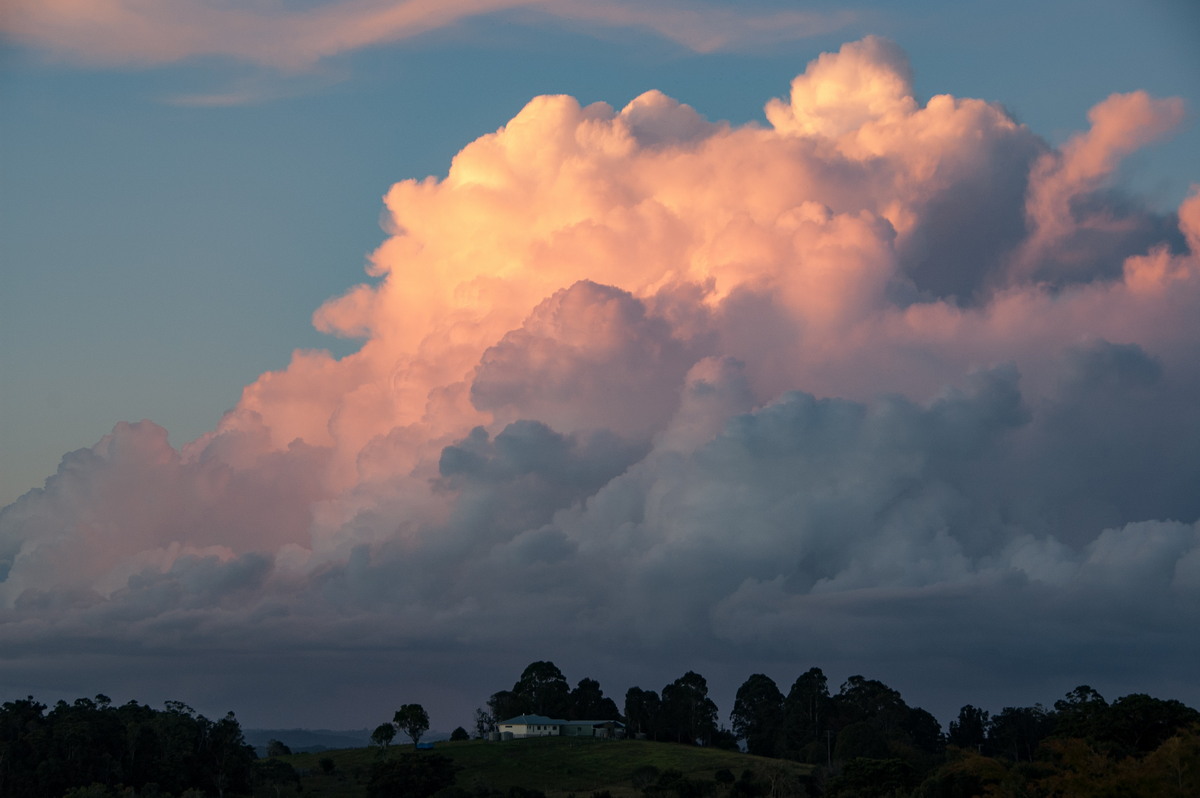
[6,662,1198,797]
[0,695,255,798]
[466,660,1200,796]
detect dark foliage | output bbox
[253,757,300,798]
[371,721,397,748]
[947,704,988,750]
[641,767,714,798]
[265,738,292,757]
[568,677,621,721]
[395,703,431,747]
[780,667,831,762]
[487,690,524,726]
[474,707,496,738]
[434,787,547,798]
[367,751,458,798]
[986,704,1054,761]
[731,674,784,757]
[513,661,571,718]
[624,687,662,740]
[0,695,254,798]
[827,757,918,798]
[660,672,718,746]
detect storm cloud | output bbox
[2,37,1198,725]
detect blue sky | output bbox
[1,1,1199,731]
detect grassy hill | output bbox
[282,737,815,797]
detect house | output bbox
[496,714,624,739]
[497,714,560,738]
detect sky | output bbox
[1,0,1199,733]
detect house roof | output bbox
[497,714,561,725]
[497,715,625,727]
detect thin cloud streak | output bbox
[0,0,861,70]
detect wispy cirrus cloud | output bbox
[0,0,861,71]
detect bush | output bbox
[630,765,660,789]
[368,752,459,798]
[266,738,292,757]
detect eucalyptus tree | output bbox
[731,673,785,757]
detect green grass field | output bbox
[282,737,815,797]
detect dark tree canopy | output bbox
[371,722,397,748]
[265,738,292,757]
[513,660,571,718]
[731,673,785,757]
[900,707,945,754]
[987,704,1054,762]
[568,677,621,721]
[471,661,1200,796]
[948,705,989,750]
[1052,684,1109,740]
[487,690,524,724]
[624,687,662,740]
[782,666,831,759]
[660,671,719,745]
[0,695,254,798]
[834,675,908,733]
[1101,693,1200,755]
[394,703,431,747]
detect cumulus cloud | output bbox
[2,37,1199,722]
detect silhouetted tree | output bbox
[901,706,946,755]
[513,661,571,718]
[781,667,830,761]
[394,704,431,747]
[450,726,470,742]
[731,674,784,757]
[568,677,621,720]
[488,690,523,724]
[1099,691,1200,753]
[1052,685,1107,740]
[987,704,1053,762]
[948,705,989,750]
[474,707,495,738]
[624,687,662,740]
[265,738,292,757]
[202,710,255,798]
[833,675,908,735]
[661,671,718,745]
[371,722,396,748]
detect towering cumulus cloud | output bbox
[2,38,1198,715]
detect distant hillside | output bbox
[283,736,814,797]
[245,727,373,754]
